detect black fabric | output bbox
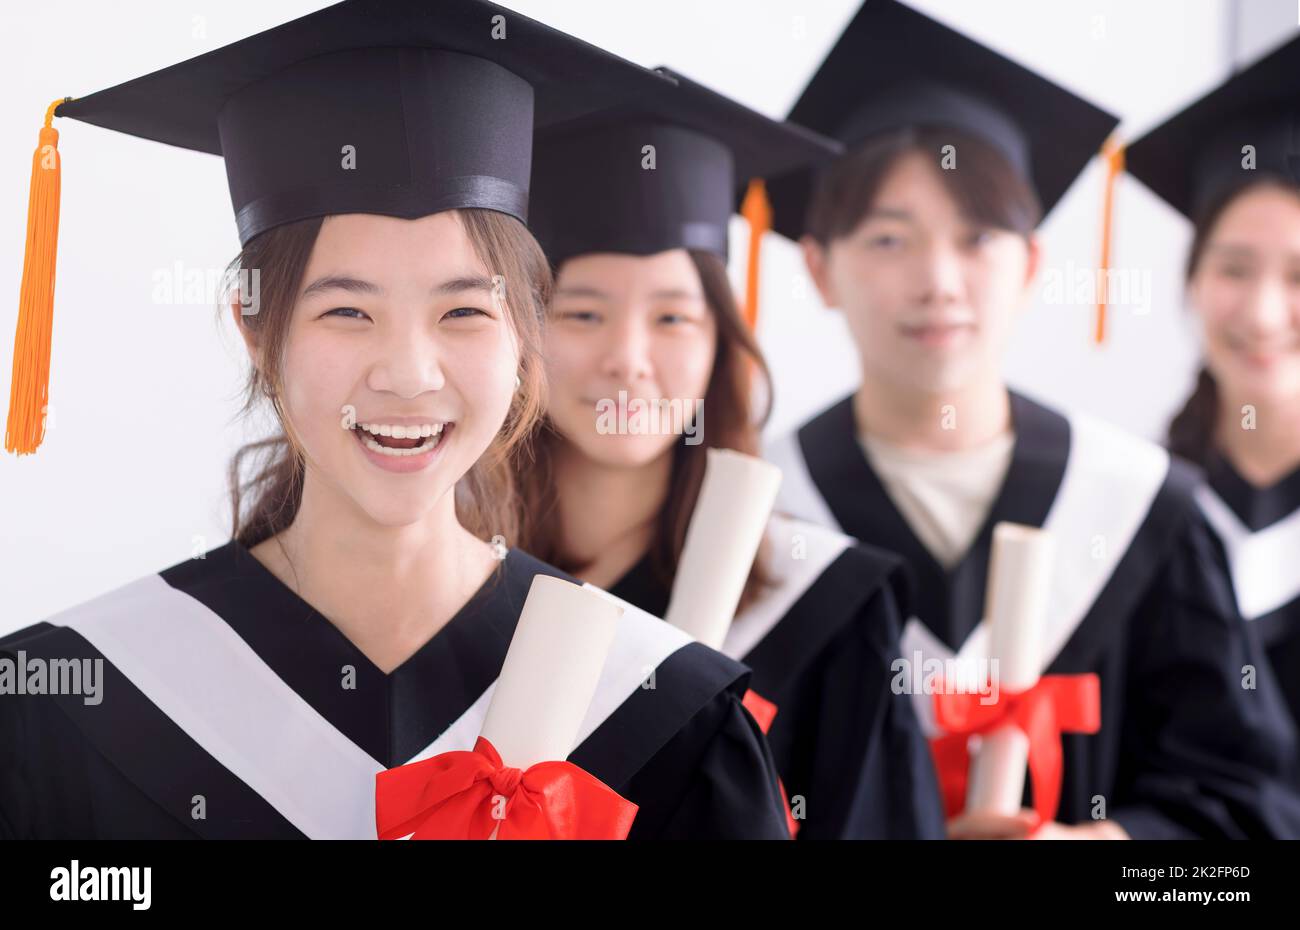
[0,545,791,840]
[1202,450,1300,790]
[791,389,1300,838]
[53,0,673,242]
[765,0,1119,238]
[608,541,948,839]
[1205,450,1300,533]
[530,67,840,264]
[1126,34,1300,219]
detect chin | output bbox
[575,434,672,470]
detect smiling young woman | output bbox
[0,0,792,840]
[1128,33,1300,807]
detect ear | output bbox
[229,290,260,363]
[1021,232,1042,293]
[800,234,838,307]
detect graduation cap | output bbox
[5,0,673,456]
[528,66,842,329]
[1125,34,1300,221]
[765,0,1120,241]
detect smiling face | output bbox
[266,211,520,527]
[1188,183,1300,409]
[804,150,1038,397]
[545,249,718,468]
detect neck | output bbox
[553,441,672,587]
[854,370,1012,453]
[254,466,495,673]
[1215,390,1300,487]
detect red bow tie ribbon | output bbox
[742,688,800,838]
[927,673,1101,825]
[375,735,638,840]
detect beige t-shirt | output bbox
[858,430,1016,571]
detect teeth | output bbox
[354,427,445,457]
[356,422,446,437]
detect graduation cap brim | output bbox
[57,0,672,155]
[1126,34,1300,220]
[530,65,841,262]
[766,0,1119,239]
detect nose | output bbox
[1242,273,1293,339]
[915,239,965,307]
[366,320,447,398]
[599,314,653,385]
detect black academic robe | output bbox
[766,389,1300,839]
[0,541,791,839]
[1197,450,1300,791]
[608,514,947,840]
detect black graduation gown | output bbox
[1197,450,1300,789]
[607,514,947,840]
[765,389,1300,839]
[0,541,791,839]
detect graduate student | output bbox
[517,68,946,839]
[0,0,791,840]
[1126,35,1300,800]
[763,0,1300,838]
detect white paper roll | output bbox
[479,574,623,771]
[965,522,1055,816]
[663,448,783,649]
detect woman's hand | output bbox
[947,809,1130,839]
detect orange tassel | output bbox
[6,98,70,455]
[1094,135,1125,346]
[740,178,771,332]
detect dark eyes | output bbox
[557,310,600,323]
[323,306,368,320]
[445,306,489,319]
[321,306,488,320]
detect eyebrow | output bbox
[300,273,495,299]
[860,207,915,223]
[1205,243,1257,256]
[553,285,704,302]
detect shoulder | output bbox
[727,515,905,682]
[754,513,901,624]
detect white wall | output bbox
[2,0,1295,632]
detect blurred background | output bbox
[2,0,1298,631]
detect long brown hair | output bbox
[221,209,551,553]
[515,249,776,612]
[1167,177,1300,465]
[803,125,1042,247]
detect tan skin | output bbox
[231,211,519,674]
[1188,184,1300,487]
[802,151,1125,840]
[543,249,718,588]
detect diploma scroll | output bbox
[964,522,1054,816]
[663,448,783,649]
[480,574,623,770]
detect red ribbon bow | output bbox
[928,674,1101,826]
[375,735,638,840]
[742,688,800,839]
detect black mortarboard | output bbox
[528,66,842,266]
[765,0,1120,239]
[6,0,671,455]
[1126,34,1300,220]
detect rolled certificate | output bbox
[965,522,1054,816]
[479,574,623,770]
[663,448,783,649]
